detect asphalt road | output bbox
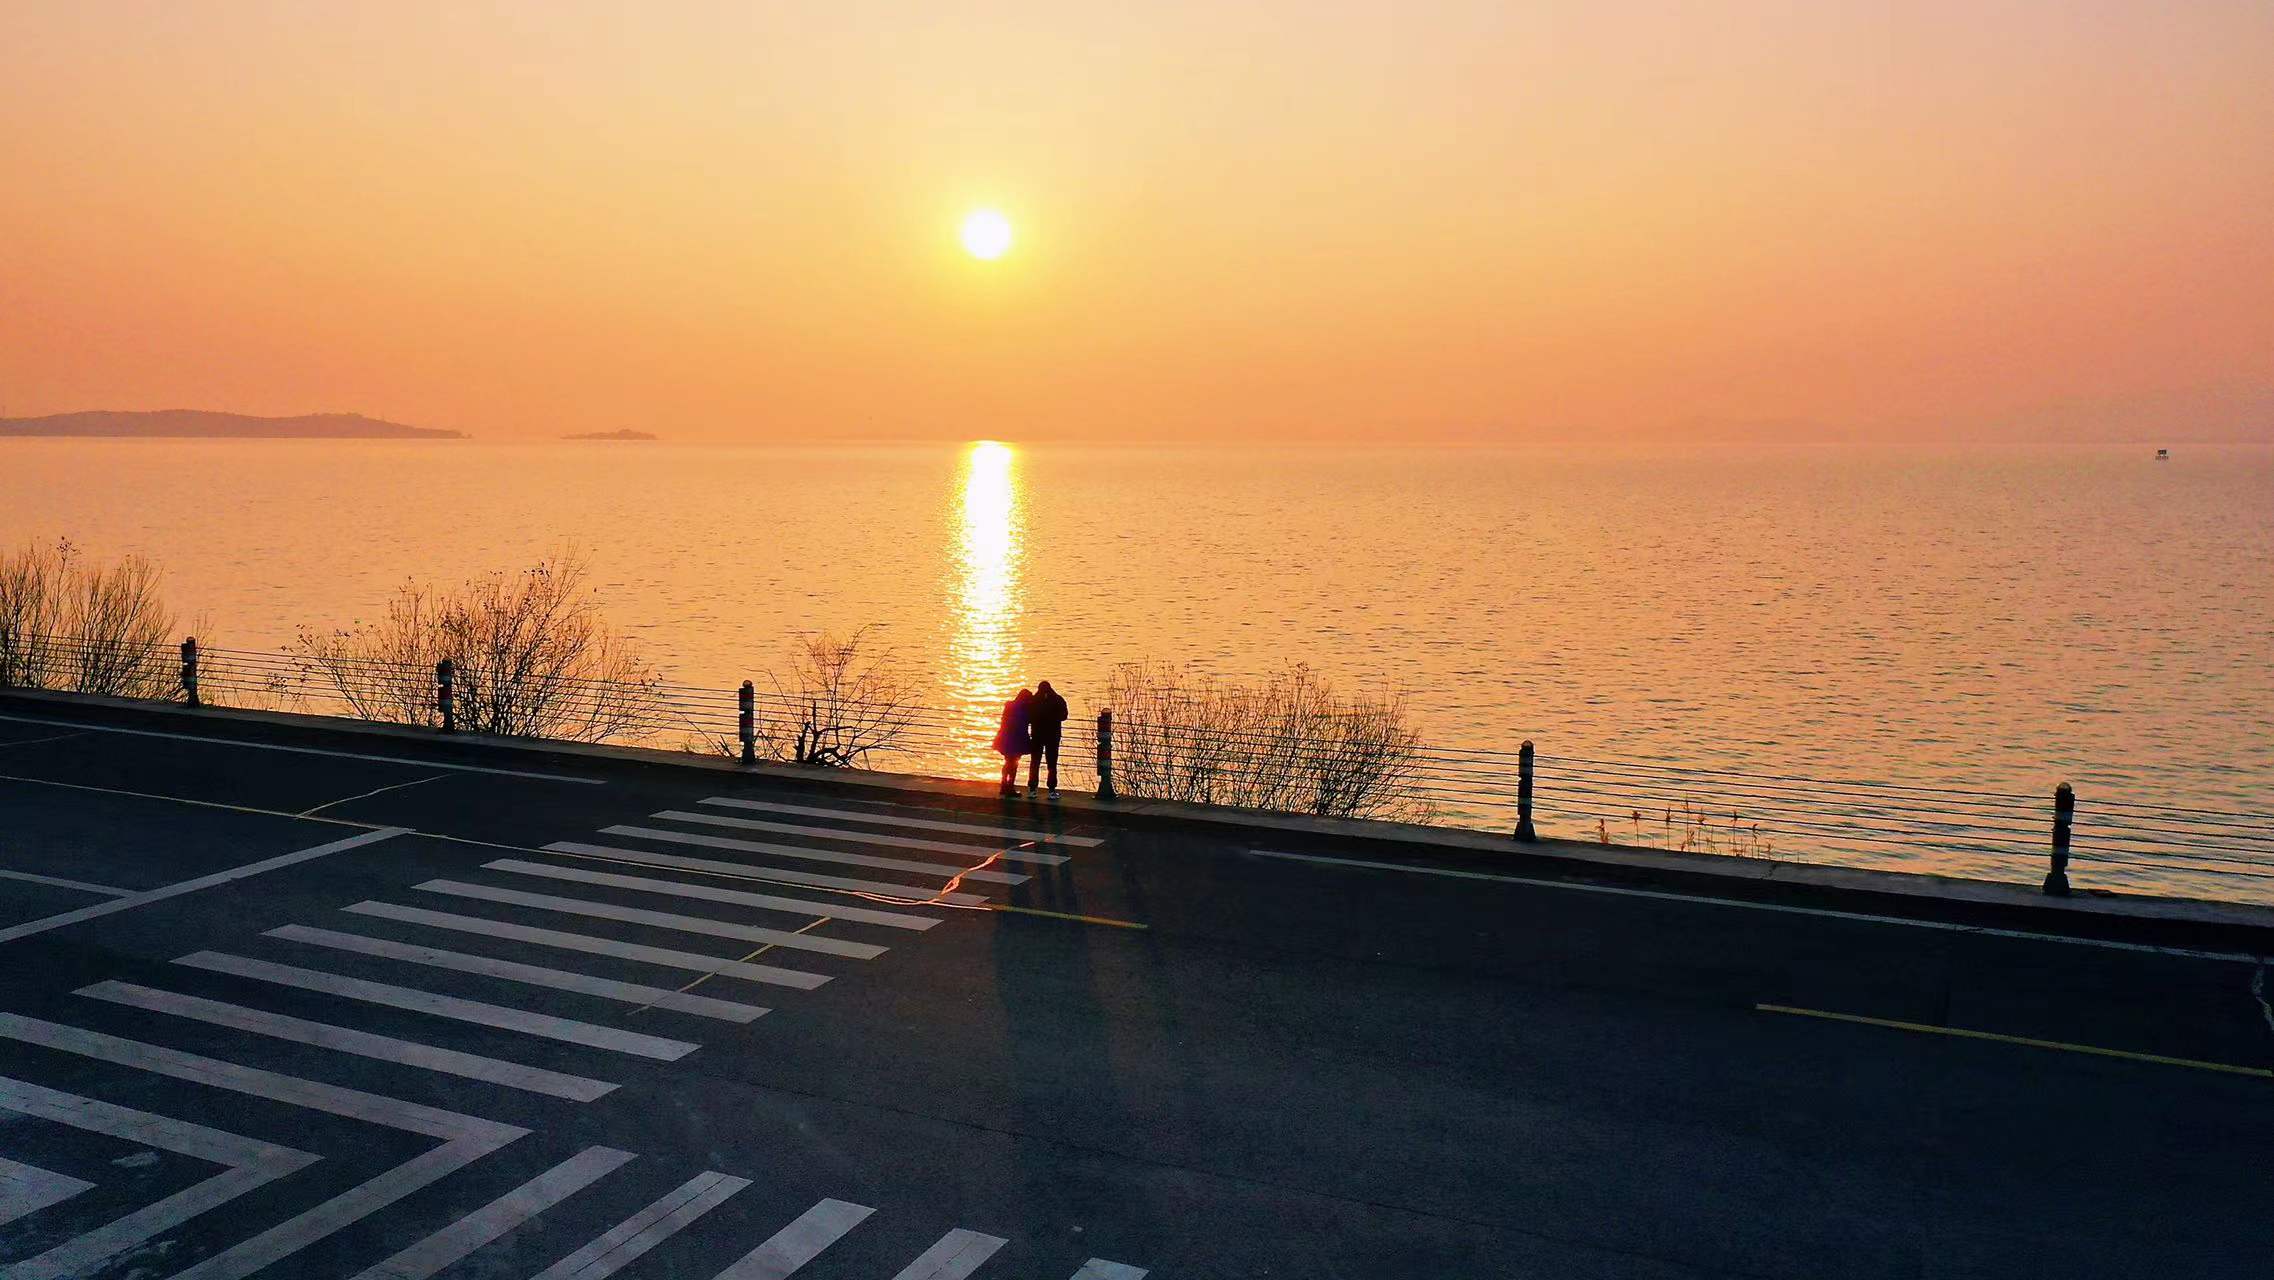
[0,702,2269,1279]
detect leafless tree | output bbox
[1106,661,1428,820]
[752,625,918,767]
[295,550,661,741]
[0,538,176,697]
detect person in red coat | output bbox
[993,688,1033,796]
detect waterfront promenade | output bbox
[1,694,2269,1278]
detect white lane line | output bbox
[0,1017,526,1280]
[344,902,830,991]
[0,1155,94,1227]
[0,1074,321,1280]
[300,773,447,817]
[541,845,959,921]
[0,867,132,897]
[701,797,1103,846]
[0,712,603,782]
[0,827,408,945]
[576,834,991,906]
[175,951,700,1061]
[1070,1262,1150,1280]
[419,880,889,960]
[656,809,1054,870]
[530,1170,751,1280]
[268,923,768,1023]
[1247,848,2274,964]
[79,980,619,1101]
[347,1146,635,1280]
[610,823,1023,887]
[711,1198,874,1280]
[487,859,940,933]
[888,1228,1009,1280]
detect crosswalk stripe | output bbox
[347,1146,635,1280]
[486,859,941,933]
[343,902,830,990]
[1070,1262,1150,1279]
[711,1198,874,1279]
[79,980,619,1101]
[267,923,769,1023]
[175,951,701,1061]
[654,810,1044,873]
[542,844,974,916]
[605,824,1022,887]
[582,832,994,904]
[700,797,1103,847]
[530,1170,751,1280]
[0,1015,526,1280]
[888,1228,1010,1280]
[0,1155,93,1227]
[0,1076,316,1279]
[419,880,890,959]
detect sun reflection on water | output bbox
[946,441,1022,770]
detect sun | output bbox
[960,208,1013,260]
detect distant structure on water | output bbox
[564,429,658,441]
[2155,448,2170,461]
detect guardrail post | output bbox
[1514,740,1537,842]
[1095,709,1115,800]
[179,637,200,707]
[436,659,456,733]
[738,680,757,765]
[2043,782,2074,896]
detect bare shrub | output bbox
[295,551,660,741]
[0,538,176,697]
[750,625,917,767]
[1105,661,1428,820]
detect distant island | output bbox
[563,429,657,441]
[0,410,464,439]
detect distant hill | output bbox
[563,429,657,441]
[0,410,465,439]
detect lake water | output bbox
[8,439,2271,897]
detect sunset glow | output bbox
[960,209,1013,261]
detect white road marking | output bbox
[175,951,700,1061]
[0,1016,526,1280]
[0,711,603,782]
[1070,1262,1150,1280]
[656,809,1052,870]
[347,1146,635,1280]
[418,880,889,959]
[888,1228,1009,1280]
[268,923,768,1023]
[701,797,1103,846]
[1247,848,2274,964]
[568,836,990,906]
[609,823,1023,886]
[0,1155,93,1227]
[530,1170,751,1280]
[0,827,407,945]
[343,902,830,990]
[300,773,447,817]
[0,1075,319,1280]
[79,980,619,1101]
[541,844,968,917]
[0,867,131,896]
[486,859,939,932]
[710,1198,874,1280]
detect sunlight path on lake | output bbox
[945,442,1023,771]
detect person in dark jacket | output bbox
[993,688,1033,796]
[1027,680,1069,795]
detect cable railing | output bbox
[4,630,2270,903]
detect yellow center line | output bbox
[1756,1003,2272,1078]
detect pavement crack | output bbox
[298,773,447,817]
[2252,963,2274,1042]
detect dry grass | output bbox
[295,550,660,740]
[0,537,176,697]
[1105,661,1428,820]
[1596,799,1774,858]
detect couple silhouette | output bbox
[992,681,1069,797]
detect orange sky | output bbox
[3,2,2269,442]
